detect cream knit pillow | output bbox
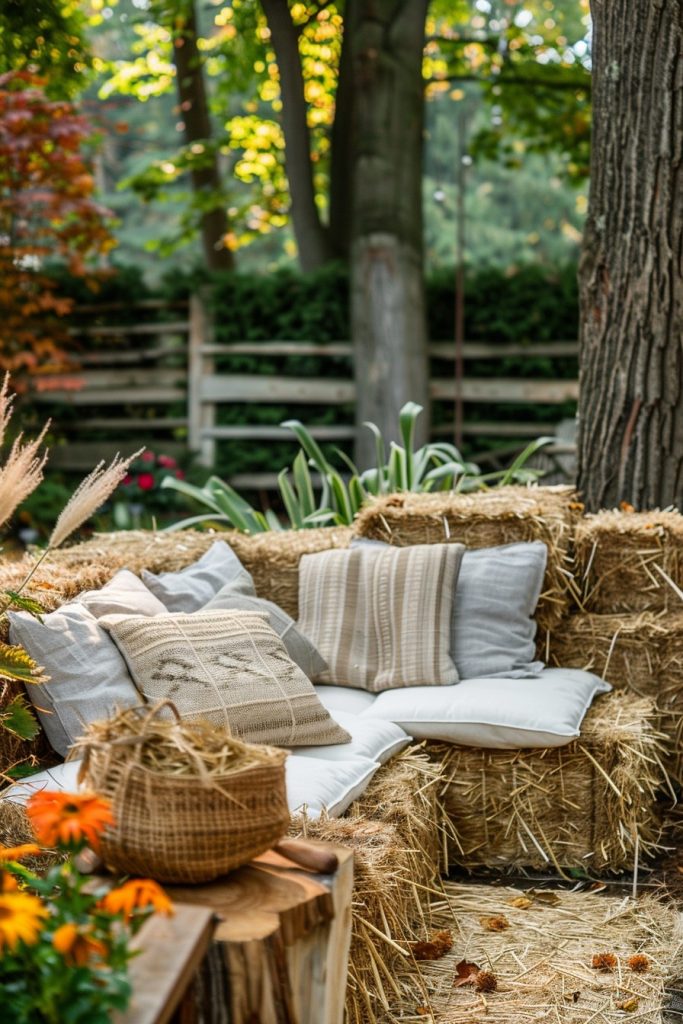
[100,609,350,748]
[297,543,464,692]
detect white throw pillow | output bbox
[360,668,611,748]
[77,569,168,618]
[314,684,378,716]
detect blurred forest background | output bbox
[0,0,591,535]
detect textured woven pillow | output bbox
[297,544,464,692]
[100,609,350,748]
[203,582,327,679]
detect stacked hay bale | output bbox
[549,510,683,781]
[355,487,671,872]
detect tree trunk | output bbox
[347,0,430,469]
[173,2,234,272]
[577,0,683,510]
[260,0,332,271]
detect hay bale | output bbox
[547,610,683,780]
[353,486,579,631]
[290,749,447,1024]
[431,691,669,875]
[0,800,62,870]
[412,882,683,1024]
[575,509,683,614]
[46,525,353,620]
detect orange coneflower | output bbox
[0,891,47,953]
[0,844,41,863]
[0,871,18,893]
[99,878,174,921]
[52,922,107,966]
[26,791,114,851]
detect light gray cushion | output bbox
[361,668,611,748]
[351,537,547,679]
[141,540,252,612]
[8,604,142,757]
[77,569,168,618]
[453,541,547,678]
[204,582,327,679]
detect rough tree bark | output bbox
[260,0,333,271]
[577,0,683,510]
[347,0,431,468]
[173,2,234,271]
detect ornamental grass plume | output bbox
[0,373,13,449]
[48,449,143,550]
[0,427,48,531]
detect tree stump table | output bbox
[116,841,353,1024]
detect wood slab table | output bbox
[115,841,353,1024]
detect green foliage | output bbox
[0,0,92,98]
[164,403,552,533]
[0,695,40,742]
[0,645,48,687]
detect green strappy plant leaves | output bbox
[164,403,553,534]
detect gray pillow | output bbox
[8,604,142,757]
[452,541,547,679]
[203,582,327,680]
[351,537,547,679]
[142,540,253,612]
[77,569,168,618]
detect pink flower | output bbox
[157,455,177,469]
[137,473,155,491]
[122,474,132,486]
[140,451,155,463]
[174,470,185,480]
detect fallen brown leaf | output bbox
[617,996,639,1011]
[526,889,561,906]
[475,970,497,993]
[592,952,617,972]
[627,953,650,973]
[409,929,453,961]
[453,959,481,987]
[507,896,533,909]
[480,914,510,932]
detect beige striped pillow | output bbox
[100,609,350,748]
[297,544,464,692]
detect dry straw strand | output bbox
[49,449,144,550]
[0,373,13,450]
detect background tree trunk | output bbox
[577,0,683,510]
[173,2,234,272]
[260,0,332,271]
[347,0,430,469]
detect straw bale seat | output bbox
[430,691,668,875]
[575,508,683,614]
[354,485,579,631]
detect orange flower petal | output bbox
[0,844,41,863]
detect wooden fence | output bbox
[31,295,579,488]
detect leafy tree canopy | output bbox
[90,0,589,262]
[0,0,92,97]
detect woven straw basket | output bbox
[76,702,290,883]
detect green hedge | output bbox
[52,260,578,479]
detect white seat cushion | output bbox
[360,669,611,749]
[314,684,377,715]
[292,711,410,765]
[3,754,379,821]
[286,755,378,818]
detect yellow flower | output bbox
[99,878,174,920]
[0,891,47,953]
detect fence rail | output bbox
[31,295,579,483]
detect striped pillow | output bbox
[297,544,464,692]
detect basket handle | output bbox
[130,700,182,764]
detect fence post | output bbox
[188,291,216,468]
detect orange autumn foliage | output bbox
[0,71,113,382]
